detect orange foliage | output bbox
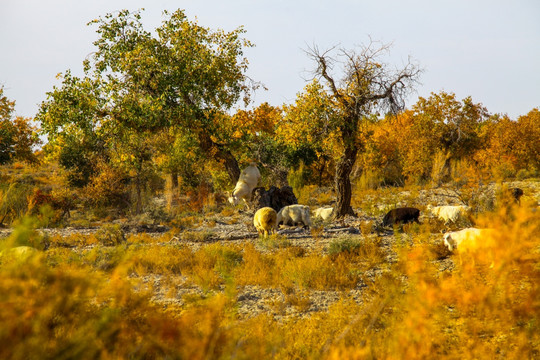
[224,102,281,140]
[360,93,537,185]
[475,108,540,179]
[513,108,540,171]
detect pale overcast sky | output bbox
[1,0,539,120]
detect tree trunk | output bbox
[334,145,358,218]
[170,170,179,189]
[221,151,241,183]
[134,175,142,214]
[317,157,326,187]
[442,151,452,184]
[197,131,240,183]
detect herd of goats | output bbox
[227,163,526,254]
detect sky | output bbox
[1,0,539,120]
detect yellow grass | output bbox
[0,197,538,359]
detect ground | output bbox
[5,180,536,321]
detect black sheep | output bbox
[382,207,420,227]
[251,185,298,213]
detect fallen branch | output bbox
[324,227,360,234]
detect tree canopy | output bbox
[37,9,257,208]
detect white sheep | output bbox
[253,207,277,237]
[314,207,333,221]
[443,227,496,252]
[228,162,261,208]
[276,204,311,228]
[427,205,471,224]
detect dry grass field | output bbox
[1,163,539,359]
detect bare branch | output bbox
[304,44,348,107]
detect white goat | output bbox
[276,204,311,228]
[443,227,498,268]
[228,162,261,208]
[427,204,471,224]
[314,207,333,221]
[443,227,496,252]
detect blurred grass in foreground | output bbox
[0,204,538,359]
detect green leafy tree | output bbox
[222,103,312,185]
[279,80,339,186]
[38,72,107,186]
[38,9,256,209]
[152,127,204,189]
[87,9,254,183]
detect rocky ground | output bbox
[3,211,449,320]
[1,180,537,320]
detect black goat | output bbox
[510,187,524,204]
[382,207,421,227]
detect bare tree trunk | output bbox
[334,145,358,218]
[198,131,240,183]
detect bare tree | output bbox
[307,41,422,218]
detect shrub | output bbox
[83,163,130,210]
[287,161,311,196]
[2,214,48,250]
[257,233,291,250]
[82,245,128,271]
[0,257,238,359]
[94,224,125,246]
[205,244,243,279]
[181,230,215,242]
[0,182,31,225]
[327,237,363,256]
[127,244,192,275]
[143,202,171,224]
[26,188,72,226]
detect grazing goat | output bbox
[443,227,496,252]
[427,205,471,224]
[314,207,333,221]
[510,187,524,204]
[276,204,312,228]
[228,162,261,208]
[253,207,277,237]
[382,207,420,227]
